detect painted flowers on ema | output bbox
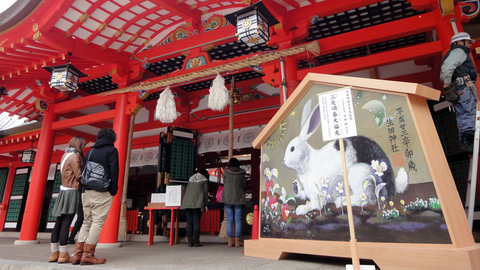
[371,160,387,176]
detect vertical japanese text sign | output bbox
[317,87,357,141]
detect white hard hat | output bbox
[451,32,475,44]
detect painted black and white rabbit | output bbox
[283,99,408,215]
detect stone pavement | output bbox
[0,232,359,270]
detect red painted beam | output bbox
[319,12,436,56]
[38,28,130,66]
[131,107,277,149]
[66,0,104,37]
[299,41,443,76]
[408,0,439,10]
[52,94,118,114]
[57,128,97,143]
[135,95,280,132]
[386,70,437,84]
[0,87,24,105]
[0,0,73,43]
[51,110,116,130]
[188,95,280,123]
[0,155,18,162]
[134,25,237,63]
[182,107,278,133]
[61,111,113,130]
[131,135,160,149]
[285,0,382,23]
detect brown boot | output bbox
[71,242,84,265]
[235,237,243,247]
[58,252,71,263]
[80,243,106,265]
[49,251,59,262]
[227,237,234,247]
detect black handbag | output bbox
[443,83,460,103]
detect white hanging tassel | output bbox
[208,74,229,111]
[155,86,177,123]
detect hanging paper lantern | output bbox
[208,74,229,111]
[155,86,177,123]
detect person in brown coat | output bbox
[220,158,246,247]
[49,136,86,263]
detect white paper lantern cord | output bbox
[208,74,229,111]
[155,86,177,123]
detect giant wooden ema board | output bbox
[245,73,480,269]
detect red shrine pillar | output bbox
[18,109,57,242]
[0,165,17,231]
[283,55,299,100]
[99,93,129,243]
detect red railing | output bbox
[126,210,139,234]
[200,209,220,235]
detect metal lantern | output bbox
[225,1,279,47]
[21,141,36,163]
[43,53,87,92]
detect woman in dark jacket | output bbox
[181,169,209,247]
[49,136,86,263]
[220,158,246,247]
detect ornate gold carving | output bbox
[246,212,253,225]
[242,18,252,29]
[248,37,259,44]
[80,13,90,22]
[33,31,41,41]
[32,23,38,32]
[98,22,107,31]
[202,44,215,52]
[115,29,124,37]
[191,57,200,67]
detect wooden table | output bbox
[145,203,180,245]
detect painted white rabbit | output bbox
[283,100,408,215]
